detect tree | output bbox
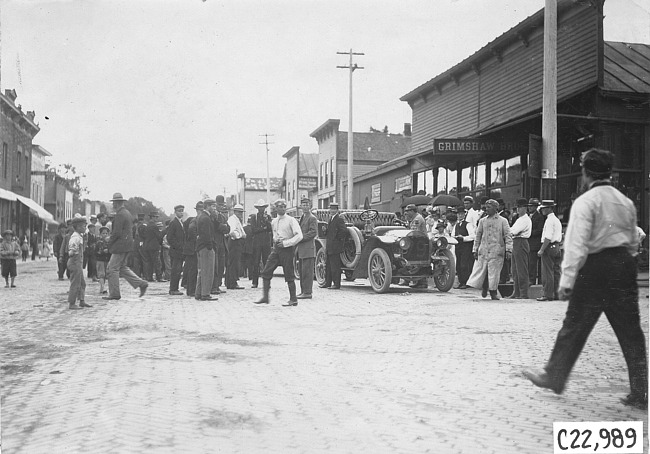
[48,162,88,197]
[124,197,169,223]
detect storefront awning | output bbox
[16,195,58,225]
[0,187,18,202]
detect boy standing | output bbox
[1,230,20,288]
[67,216,92,310]
[95,226,112,294]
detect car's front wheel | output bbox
[433,248,455,292]
[315,247,327,287]
[368,248,392,293]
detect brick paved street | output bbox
[1,260,648,454]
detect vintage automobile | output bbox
[294,209,456,293]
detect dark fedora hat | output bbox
[516,198,528,208]
[110,192,126,202]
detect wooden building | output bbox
[397,0,648,231]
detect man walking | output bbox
[523,148,647,410]
[53,223,67,280]
[248,199,272,289]
[509,198,531,299]
[536,200,562,301]
[467,199,512,300]
[254,199,303,306]
[527,198,545,285]
[226,204,246,290]
[322,203,347,290]
[167,204,185,296]
[296,198,318,299]
[452,206,475,289]
[195,199,216,301]
[105,193,148,300]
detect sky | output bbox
[1,0,649,214]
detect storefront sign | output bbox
[434,139,528,155]
[298,176,317,189]
[371,183,381,203]
[394,175,412,193]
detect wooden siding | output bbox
[410,4,599,152]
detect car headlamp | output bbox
[399,237,412,251]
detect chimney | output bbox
[4,89,17,103]
[403,123,412,136]
[26,111,36,121]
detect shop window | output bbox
[414,169,434,194]
[505,157,521,186]
[490,161,504,187]
[447,169,457,195]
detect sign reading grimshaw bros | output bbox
[433,138,528,155]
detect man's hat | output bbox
[463,195,474,203]
[300,197,311,204]
[90,214,97,220]
[2,229,13,237]
[455,206,466,213]
[215,195,225,204]
[99,226,110,233]
[274,199,287,206]
[71,216,87,225]
[254,199,268,208]
[195,201,205,209]
[405,204,417,212]
[329,202,339,209]
[528,198,540,206]
[204,199,216,206]
[516,198,529,208]
[539,199,556,208]
[435,221,446,229]
[233,204,244,212]
[110,192,126,202]
[581,148,613,175]
[479,196,489,204]
[174,205,184,211]
[137,213,145,220]
[485,199,499,208]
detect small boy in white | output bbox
[67,217,91,310]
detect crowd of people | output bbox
[1,148,647,410]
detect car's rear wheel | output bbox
[433,248,455,292]
[368,248,392,293]
[315,247,327,287]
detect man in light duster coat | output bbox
[467,198,512,300]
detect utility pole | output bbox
[337,49,364,209]
[260,134,274,207]
[541,0,557,200]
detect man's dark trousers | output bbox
[325,253,342,287]
[511,237,529,297]
[170,254,184,292]
[544,247,647,398]
[183,254,197,296]
[541,245,561,299]
[299,257,315,295]
[261,246,296,282]
[250,239,271,287]
[226,239,243,288]
[455,241,474,286]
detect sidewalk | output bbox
[1,260,648,453]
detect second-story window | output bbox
[319,163,323,190]
[330,158,334,186]
[324,161,329,188]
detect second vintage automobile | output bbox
[294,209,456,293]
